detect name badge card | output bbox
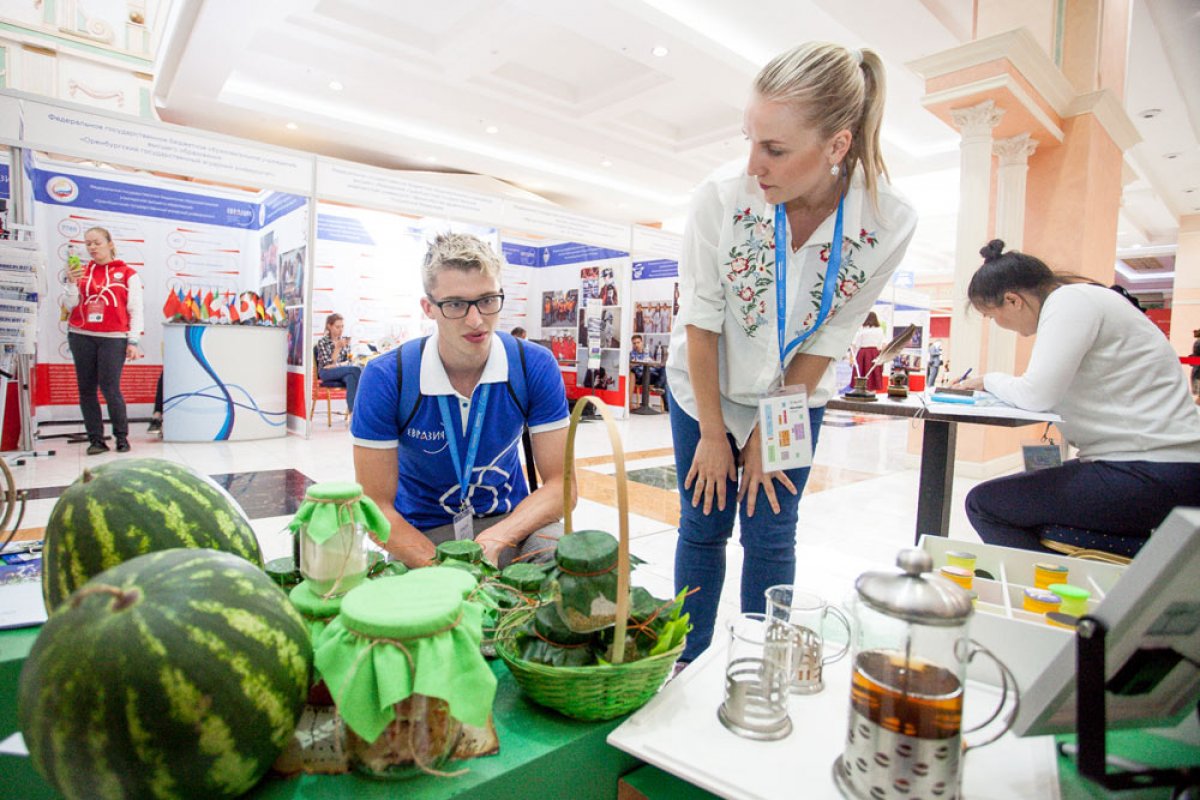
[757,386,812,473]
[453,504,474,541]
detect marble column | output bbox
[948,100,1004,379]
[988,133,1039,374]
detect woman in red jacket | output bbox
[64,226,144,455]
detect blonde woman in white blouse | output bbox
[665,42,917,663]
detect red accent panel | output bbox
[930,316,950,339]
[2,381,20,451]
[33,363,161,406]
[1146,308,1170,338]
[287,371,308,418]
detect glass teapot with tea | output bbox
[833,549,1019,800]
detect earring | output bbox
[830,164,840,177]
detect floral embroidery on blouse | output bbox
[723,205,881,340]
[724,207,775,337]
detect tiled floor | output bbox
[3,407,992,643]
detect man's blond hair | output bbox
[421,233,502,294]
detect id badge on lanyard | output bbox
[437,386,491,541]
[756,195,845,473]
[85,299,105,324]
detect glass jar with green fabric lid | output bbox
[545,529,620,633]
[289,580,345,706]
[498,562,550,595]
[313,573,497,778]
[288,482,390,598]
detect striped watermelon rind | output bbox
[19,548,311,800]
[42,458,264,611]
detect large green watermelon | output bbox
[19,548,311,800]
[42,458,263,611]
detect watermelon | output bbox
[42,458,263,611]
[19,548,311,800]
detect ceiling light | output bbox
[601,159,613,168]
[1164,152,1181,159]
[651,45,669,57]
[485,125,499,134]
[285,122,298,130]
[329,80,344,91]
[1186,188,1197,194]
[425,156,438,163]
[1137,108,1162,119]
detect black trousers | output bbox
[965,458,1200,552]
[68,332,129,441]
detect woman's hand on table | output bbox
[684,433,737,515]
[737,425,796,518]
[953,376,985,391]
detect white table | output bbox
[608,639,1061,800]
[826,394,1061,543]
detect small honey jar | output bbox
[1033,562,1068,590]
[938,565,973,591]
[1048,583,1090,617]
[944,550,977,573]
[1021,587,1062,615]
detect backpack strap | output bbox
[396,336,430,434]
[497,331,530,417]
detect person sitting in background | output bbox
[630,333,664,394]
[315,313,362,415]
[955,240,1200,553]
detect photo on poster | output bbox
[673,282,680,318]
[598,306,621,349]
[542,327,577,362]
[286,308,305,367]
[540,289,579,327]
[600,266,619,306]
[259,231,278,286]
[578,349,621,391]
[261,281,280,310]
[280,245,306,304]
[580,267,599,302]
[906,325,923,350]
[634,302,672,334]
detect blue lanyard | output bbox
[436,384,491,510]
[774,194,846,373]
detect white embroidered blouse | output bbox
[665,160,918,447]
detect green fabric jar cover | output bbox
[313,574,496,744]
[289,579,344,642]
[545,530,620,633]
[288,481,390,545]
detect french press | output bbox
[833,549,1019,800]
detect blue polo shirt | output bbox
[351,331,569,531]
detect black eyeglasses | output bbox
[427,292,505,319]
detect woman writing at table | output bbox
[64,226,143,455]
[956,240,1200,553]
[665,42,918,663]
[315,313,362,416]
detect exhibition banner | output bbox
[632,259,678,281]
[316,159,504,224]
[0,163,9,199]
[16,94,313,192]
[0,95,20,145]
[504,200,630,251]
[631,225,682,261]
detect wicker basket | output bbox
[493,396,683,721]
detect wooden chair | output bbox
[310,346,348,426]
[1038,524,1139,565]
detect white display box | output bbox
[919,536,1127,692]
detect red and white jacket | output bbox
[64,260,145,341]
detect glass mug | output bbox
[717,613,794,741]
[764,585,852,694]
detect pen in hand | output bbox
[957,368,973,383]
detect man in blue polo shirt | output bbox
[352,233,573,568]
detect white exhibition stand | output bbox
[162,323,287,442]
[608,632,1062,800]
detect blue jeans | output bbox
[668,391,825,661]
[966,458,1200,552]
[319,365,362,412]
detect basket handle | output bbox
[562,396,631,665]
